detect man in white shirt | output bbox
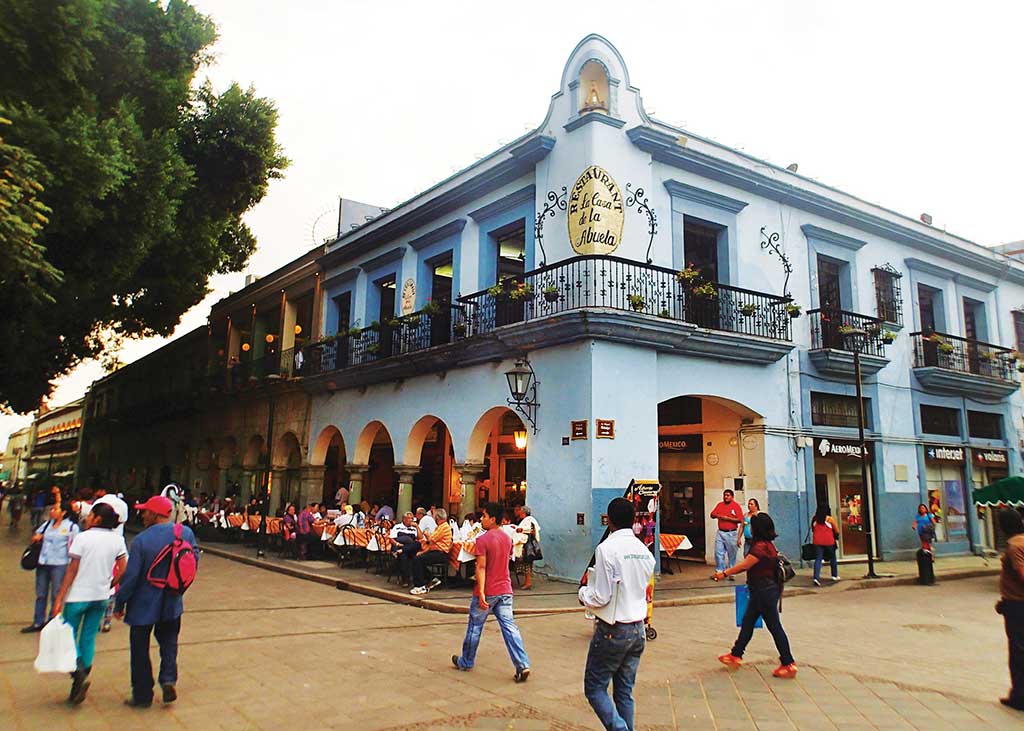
[578,497,656,731]
[389,512,422,587]
[416,507,437,536]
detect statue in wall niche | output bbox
[581,81,606,113]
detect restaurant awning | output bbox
[972,475,1024,508]
[52,470,75,478]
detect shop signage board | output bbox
[567,165,624,255]
[658,435,702,453]
[814,438,869,460]
[972,448,1008,466]
[571,420,588,440]
[924,444,965,463]
[596,419,615,439]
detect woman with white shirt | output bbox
[517,506,541,590]
[51,502,128,705]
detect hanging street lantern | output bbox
[505,358,539,434]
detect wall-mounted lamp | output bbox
[513,429,528,450]
[241,343,251,352]
[505,358,539,434]
[265,333,275,344]
[294,324,303,335]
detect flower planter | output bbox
[543,290,560,303]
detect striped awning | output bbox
[973,475,1024,507]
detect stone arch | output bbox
[465,406,518,464]
[352,420,394,466]
[195,439,215,471]
[401,415,458,466]
[218,436,238,469]
[273,431,303,469]
[310,425,344,466]
[243,435,264,468]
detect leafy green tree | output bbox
[0,0,288,412]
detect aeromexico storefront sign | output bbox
[568,165,625,255]
[815,438,869,460]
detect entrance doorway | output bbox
[813,454,873,558]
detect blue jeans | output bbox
[455,595,529,671]
[63,600,107,669]
[731,580,794,666]
[715,530,738,572]
[584,620,646,731]
[33,564,67,628]
[813,545,838,581]
[130,618,181,701]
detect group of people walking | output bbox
[20,486,199,708]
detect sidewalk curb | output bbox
[198,543,998,615]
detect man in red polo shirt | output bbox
[710,489,744,579]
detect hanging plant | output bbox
[785,302,802,319]
[487,284,505,298]
[509,283,534,301]
[658,308,671,319]
[938,342,954,354]
[676,265,700,284]
[690,282,717,299]
[880,330,896,345]
[627,294,646,311]
[420,300,441,316]
[347,326,362,338]
[453,322,467,337]
[405,314,421,327]
[739,303,757,317]
[542,285,560,303]
[366,343,381,355]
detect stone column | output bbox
[298,464,326,507]
[394,464,419,516]
[269,468,285,515]
[455,462,486,519]
[346,463,369,505]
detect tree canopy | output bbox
[0,0,288,412]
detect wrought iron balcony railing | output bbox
[222,256,792,386]
[808,309,888,358]
[911,331,1020,382]
[458,255,793,342]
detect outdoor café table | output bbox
[659,532,693,574]
[227,514,245,528]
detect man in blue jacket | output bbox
[114,495,199,708]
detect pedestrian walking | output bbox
[996,508,1024,711]
[738,498,760,557]
[29,488,46,527]
[710,489,744,579]
[115,495,199,708]
[516,505,541,590]
[914,503,937,551]
[93,491,129,632]
[811,504,840,586]
[451,501,530,682]
[22,501,79,633]
[714,513,797,679]
[578,497,656,731]
[50,502,128,705]
[9,489,26,529]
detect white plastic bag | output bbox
[34,617,78,674]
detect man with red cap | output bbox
[114,495,199,708]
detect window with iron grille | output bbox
[811,392,868,428]
[968,410,1003,439]
[872,265,903,325]
[920,404,960,436]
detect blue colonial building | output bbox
[81,36,1024,581]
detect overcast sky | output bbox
[4,0,1023,450]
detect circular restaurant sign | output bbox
[567,165,625,255]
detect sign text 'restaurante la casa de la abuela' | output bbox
[568,165,625,255]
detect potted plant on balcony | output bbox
[880,329,896,345]
[676,265,700,284]
[937,340,954,354]
[405,314,421,327]
[487,283,505,298]
[453,321,468,337]
[739,303,758,317]
[785,302,802,319]
[658,308,671,319]
[978,350,995,363]
[368,320,381,332]
[542,285,560,303]
[509,282,534,301]
[421,299,442,316]
[366,343,381,355]
[690,282,717,299]
[386,317,402,329]
[627,294,646,312]
[347,325,362,339]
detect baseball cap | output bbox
[134,495,173,517]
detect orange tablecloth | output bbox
[659,533,693,554]
[227,514,245,528]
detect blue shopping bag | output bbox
[735,585,763,628]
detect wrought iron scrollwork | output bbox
[534,186,567,267]
[624,183,658,264]
[760,227,793,298]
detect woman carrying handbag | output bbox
[516,506,541,590]
[810,504,840,587]
[22,501,79,633]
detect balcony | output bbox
[225,256,794,392]
[807,309,890,377]
[911,331,1020,399]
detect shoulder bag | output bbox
[20,520,51,571]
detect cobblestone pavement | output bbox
[0,526,1019,730]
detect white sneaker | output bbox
[427,577,442,590]
[410,586,427,595]
[813,579,821,587]
[830,575,840,582]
